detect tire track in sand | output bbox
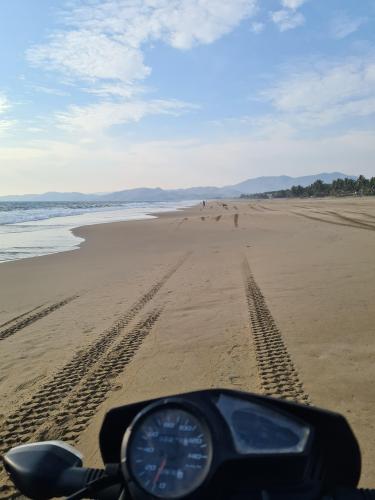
[293,210,375,232]
[0,254,188,454]
[37,309,162,445]
[0,255,189,498]
[0,304,45,329]
[0,310,162,499]
[0,296,78,342]
[243,258,311,405]
[355,211,375,221]
[258,205,276,212]
[325,210,375,231]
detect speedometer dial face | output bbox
[126,406,212,498]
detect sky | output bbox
[0,0,375,195]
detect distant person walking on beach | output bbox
[202,200,206,208]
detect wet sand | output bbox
[0,197,374,493]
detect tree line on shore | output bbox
[240,175,375,199]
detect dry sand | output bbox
[0,197,374,494]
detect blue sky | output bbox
[0,0,375,194]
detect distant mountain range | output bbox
[0,172,355,202]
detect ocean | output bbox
[0,200,194,263]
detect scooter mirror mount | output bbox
[3,441,83,498]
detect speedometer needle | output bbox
[153,457,167,486]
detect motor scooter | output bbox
[3,389,375,499]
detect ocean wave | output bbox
[0,201,137,225]
[0,200,195,263]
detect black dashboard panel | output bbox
[99,389,360,499]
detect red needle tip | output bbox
[153,457,167,485]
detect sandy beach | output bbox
[0,198,375,495]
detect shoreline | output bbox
[0,197,374,488]
[0,201,198,265]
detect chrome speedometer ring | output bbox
[122,402,213,499]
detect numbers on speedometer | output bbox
[124,405,213,499]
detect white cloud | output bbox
[66,0,258,50]
[0,120,15,134]
[1,128,374,195]
[28,0,257,86]
[26,0,257,133]
[250,21,264,34]
[27,30,150,85]
[271,0,308,32]
[261,57,375,128]
[55,99,197,133]
[0,94,10,115]
[331,14,367,39]
[30,85,70,97]
[281,0,307,10]
[271,9,305,31]
[0,94,16,135]
[83,84,146,99]
[105,130,375,185]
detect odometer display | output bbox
[126,406,212,498]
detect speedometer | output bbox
[122,403,213,498]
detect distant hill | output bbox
[0,172,355,202]
[230,172,353,193]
